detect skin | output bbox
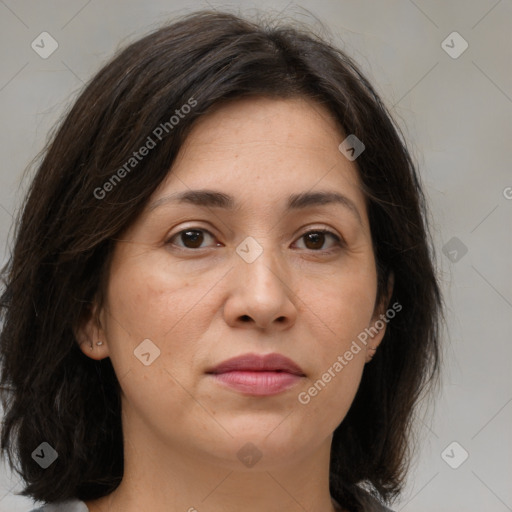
[78,96,392,512]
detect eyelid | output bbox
[166,226,219,248]
[167,225,345,252]
[292,227,345,251]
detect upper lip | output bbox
[206,353,305,376]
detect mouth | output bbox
[205,352,306,396]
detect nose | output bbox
[223,244,298,331]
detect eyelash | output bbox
[166,227,344,253]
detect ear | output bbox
[74,301,110,361]
[365,271,395,363]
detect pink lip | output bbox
[206,353,305,396]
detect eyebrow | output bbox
[148,189,363,225]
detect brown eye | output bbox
[304,232,325,250]
[168,229,216,249]
[295,230,342,251]
[181,230,204,248]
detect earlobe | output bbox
[74,303,109,360]
[364,321,386,363]
[365,271,395,363]
[77,339,108,360]
[366,346,377,362]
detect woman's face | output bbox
[81,96,389,470]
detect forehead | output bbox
[154,96,365,209]
[183,95,342,146]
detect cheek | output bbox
[297,286,370,431]
[304,262,377,342]
[105,254,210,341]
[299,353,365,425]
[101,261,208,393]
[102,263,209,434]
[103,250,231,404]
[294,262,375,424]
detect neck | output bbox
[85,415,343,512]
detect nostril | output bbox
[240,315,251,322]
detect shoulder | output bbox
[28,499,89,512]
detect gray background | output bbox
[0,1,511,511]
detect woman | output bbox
[0,10,442,512]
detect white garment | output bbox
[28,499,88,512]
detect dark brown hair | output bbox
[0,10,442,511]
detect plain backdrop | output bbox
[0,1,511,511]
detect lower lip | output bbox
[209,371,303,396]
